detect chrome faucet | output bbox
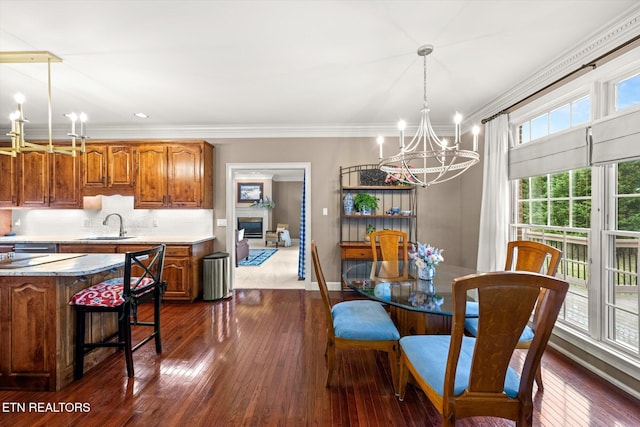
[103,213,127,237]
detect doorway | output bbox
[226,162,311,290]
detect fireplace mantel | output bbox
[236,207,270,240]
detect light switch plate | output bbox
[217,219,227,227]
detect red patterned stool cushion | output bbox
[69,277,155,307]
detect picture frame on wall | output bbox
[237,182,263,203]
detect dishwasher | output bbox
[13,243,58,253]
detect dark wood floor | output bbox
[1,289,638,426]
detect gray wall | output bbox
[273,181,302,239]
[212,134,484,282]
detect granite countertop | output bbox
[0,235,216,245]
[0,253,126,276]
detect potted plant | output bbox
[364,224,376,242]
[353,193,379,215]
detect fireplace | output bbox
[237,217,263,239]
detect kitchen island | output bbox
[0,254,126,391]
[0,236,216,301]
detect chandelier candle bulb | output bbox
[377,136,384,160]
[472,125,480,152]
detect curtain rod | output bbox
[481,34,640,124]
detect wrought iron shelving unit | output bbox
[339,165,417,288]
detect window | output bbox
[509,54,640,385]
[615,73,640,111]
[517,96,590,144]
[603,160,640,353]
[514,169,592,332]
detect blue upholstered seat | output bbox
[399,335,521,398]
[465,302,535,342]
[332,300,400,341]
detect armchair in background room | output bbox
[265,223,290,247]
[236,229,249,266]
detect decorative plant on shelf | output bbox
[364,224,376,242]
[353,193,379,215]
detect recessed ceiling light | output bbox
[133,112,149,118]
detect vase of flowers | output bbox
[409,242,444,280]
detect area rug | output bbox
[239,249,277,266]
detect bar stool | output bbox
[69,244,167,379]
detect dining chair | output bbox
[311,241,401,391]
[398,271,569,426]
[465,240,562,390]
[69,244,167,379]
[369,229,409,280]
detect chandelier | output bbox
[377,45,480,187]
[0,51,88,157]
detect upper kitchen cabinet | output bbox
[82,144,135,195]
[18,146,81,209]
[0,152,17,207]
[135,141,213,209]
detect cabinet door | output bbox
[82,145,108,188]
[0,154,17,207]
[162,257,191,300]
[18,151,49,207]
[108,145,134,189]
[49,150,81,208]
[135,145,167,208]
[0,277,57,391]
[167,145,201,207]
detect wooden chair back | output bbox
[400,271,569,426]
[505,240,561,275]
[370,230,409,279]
[447,271,568,424]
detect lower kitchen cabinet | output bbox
[59,239,214,302]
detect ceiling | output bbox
[1,1,639,141]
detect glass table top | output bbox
[342,262,478,316]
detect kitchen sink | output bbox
[79,236,136,241]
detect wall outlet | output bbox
[84,219,91,228]
[153,219,159,227]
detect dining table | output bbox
[342,262,478,336]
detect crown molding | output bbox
[465,4,640,127]
[0,122,455,141]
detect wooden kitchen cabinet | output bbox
[0,276,56,390]
[17,147,81,208]
[58,239,215,302]
[118,242,214,301]
[0,267,121,391]
[0,152,17,207]
[82,144,135,195]
[134,142,213,209]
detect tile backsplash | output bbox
[10,195,213,237]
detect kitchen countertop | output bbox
[0,253,126,276]
[0,235,216,245]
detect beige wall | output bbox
[212,134,484,282]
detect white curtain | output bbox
[477,114,510,272]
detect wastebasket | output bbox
[203,252,231,301]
